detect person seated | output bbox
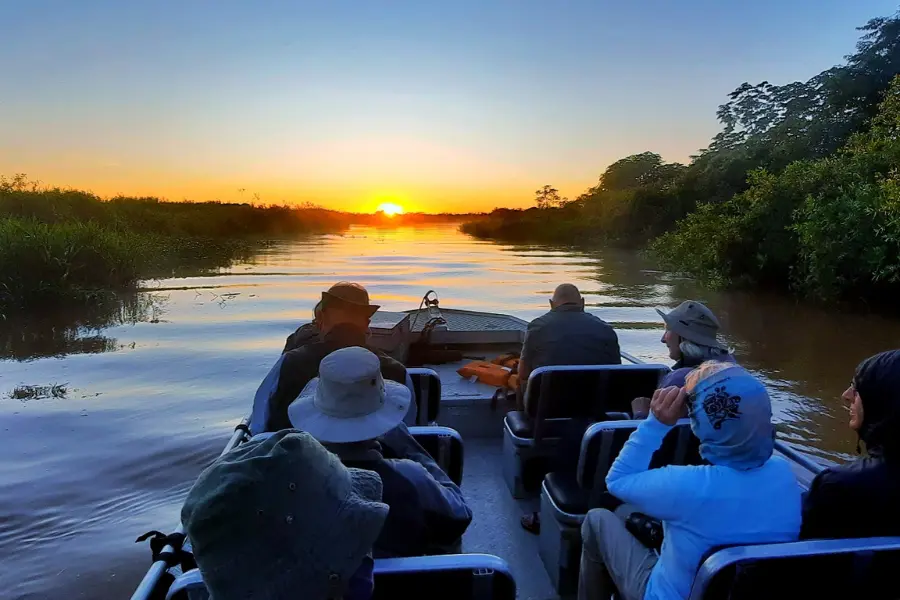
[289,346,473,558]
[517,282,621,409]
[181,429,389,600]
[578,362,801,600]
[632,300,734,419]
[282,300,322,353]
[801,349,900,540]
[252,281,416,433]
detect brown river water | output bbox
[2,224,898,599]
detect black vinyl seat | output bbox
[690,537,900,600]
[502,364,669,499]
[505,364,669,444]
[538,418,701,595]
[543,418,701,519]
[543,472,589,515]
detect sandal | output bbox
[520,511,540,535]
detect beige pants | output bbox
[578,505,659,600]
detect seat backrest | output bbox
[167,554,516,600]
[409,425,465,486]
[374,554,516,600]
[525,364,669,423]
[408,367,441,424]
[577,418,700,505]
[690,537,900,600]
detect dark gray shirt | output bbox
[522,304,621,373]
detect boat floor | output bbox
[461,438,556,600]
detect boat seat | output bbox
[502,364,668,500]
[690,537,900,600]
[543,471,589,515]
[408,425,465,486]
[408,367,441,425]
[539,419,699,595]
[166,554,516,600]
[505,410,630,439]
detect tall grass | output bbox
[0,175,350,313]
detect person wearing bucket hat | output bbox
[289,346,473,558]
[631,301,736,420]
[655,300,735,388]
[578,362,800,600]
[253,281,418,434]
[801,349,900,541]
[181,429,389,600]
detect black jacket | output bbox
[801,350,900,540]
[265,324,408,432]
[282,322,321,354]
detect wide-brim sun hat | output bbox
[181,429,389,600]
[289,346,411,443]
[656,300,727,350]
[322,281,380,317]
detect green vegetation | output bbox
[0,176,347,313]
[463,12,900,305]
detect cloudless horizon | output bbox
[2,0,897,213]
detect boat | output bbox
[130,292,900,600]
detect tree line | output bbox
[462,11,900,306]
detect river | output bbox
[2,223,898,599]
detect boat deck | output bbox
[461,438,555,600]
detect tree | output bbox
[534,185,562,209]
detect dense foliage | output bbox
[0,178,349,312]
[464,12,900,305]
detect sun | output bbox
[376,202,405,216]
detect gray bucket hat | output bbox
[289,346,410,443]
[656,300,726,350]
[182,429,388,600]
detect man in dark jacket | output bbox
[251,282,414,434]
[517,283,621,409]
[282,301,322,354]
[801,349,900,540]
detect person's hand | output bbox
[631,396,651,418]
[650,386,687,426]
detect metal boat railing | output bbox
[130,416,250,600]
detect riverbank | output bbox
[0,177,349,313]
[463,13,900,306]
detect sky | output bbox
[1,1,897,213]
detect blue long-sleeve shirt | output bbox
[605,415,802,600]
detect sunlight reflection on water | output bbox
[2,224,898,599]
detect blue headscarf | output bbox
[689,365,774,470]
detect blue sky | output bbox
[1,0,896,212]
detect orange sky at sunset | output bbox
[3,2,888,214]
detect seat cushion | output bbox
[506,411,533,438]
[545,471,589,515]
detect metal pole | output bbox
[130,417,250,600]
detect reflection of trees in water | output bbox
[0,292,168,361]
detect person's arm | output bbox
[264,351,313,432]
[381,425,472,541]
[606,388,702,521]
[250,355,285,435]
[800,469,847,539]
[517,325,539,404]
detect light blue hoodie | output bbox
[606,367,802,600]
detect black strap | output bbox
[234,421,251,436]
[136,530,190,567]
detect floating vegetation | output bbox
[8,383,69,400]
